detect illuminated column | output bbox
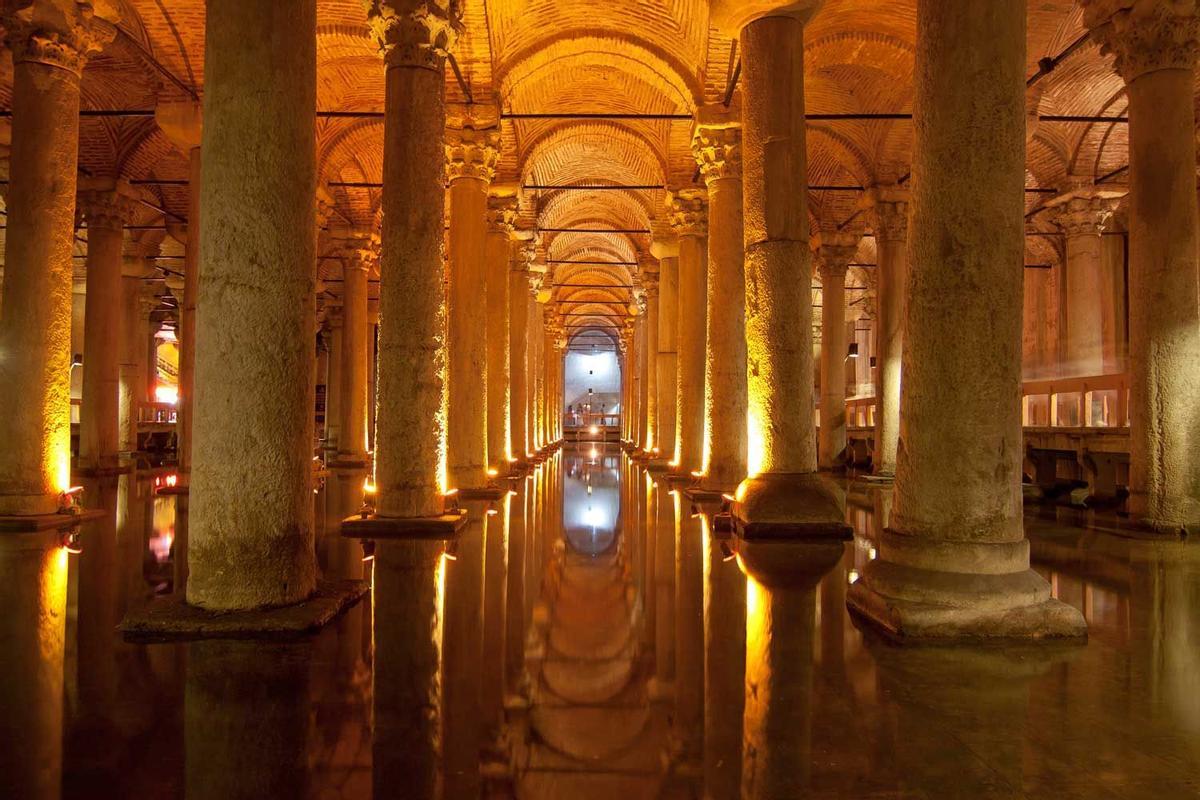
[118,269,156,453]
[650,482,676,696]
[669,190,708,472]
[369,0,459,519]
[620,328,632,441]
[323,309,344,454]
[848,0,1086,639]
[632,311,645,445]
[641,268,660,451]
[486,195,517,469]
[509,240,534,461]
[813,230,860,471]
[531,300,544,451]
[673,493,704,770]
[446,126,500,489]
[78,182,138,473]
[703,516,746,798]
[637,297,650,448]
[863,185,909,478]
[332,232,377,465]
[1084,0,1200,532]
[526,272,543,454]
[714,1,846,534]
[0,2,113,516]
[156,102,202,480]
[693,119,746,490]
[187,0,318,609]
[654,233,680,461]
[481,492,511,746]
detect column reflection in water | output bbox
[702,512,746,799]
[652,476,676,701]
[482,491,511,757]
[672,488,704,776]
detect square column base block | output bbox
[732,472,853,540]
[847,561,1087,642]
[75,464,133,478]
[119,579,369,643]
[0,508,106,534]
[341,510,468,541]
[683,486,726,508]
[645,460,674,474]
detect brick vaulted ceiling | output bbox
[0,0,1164,336]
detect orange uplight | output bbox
[362,479,377,494]
[690,470,703,478]
[443,488,459,497]
[487,468,499,477]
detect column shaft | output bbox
[642,275,660,451]
[188,0,318,609]
[673,212,708,471]
[509,264,530,459]
[817,261,848,470]
[656,254,679,460]
[179,149,202,476]
[339,258,370,461]
[485,206,514,468]
[868,190,909,477]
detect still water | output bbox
[5,444,1199,798]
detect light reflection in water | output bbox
[562,446,620,556]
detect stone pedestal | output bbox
[848,0,1086,641]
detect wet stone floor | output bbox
[6,444,1200,799]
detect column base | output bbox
[342,509,469,540]
[731,472,852,540]
[119,578,369,643]
[847,560,1087,642]
[863,471,895,484]
[327,457,369,471]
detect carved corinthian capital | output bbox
[364,0,463,70]
[486,194,518,234]
[811,228,863,280]
[445,127,500,184]
[3,0,117,74]
[77,179,138,232]
[1081,0,1200,82]
[861,184,911,244]
[666,188,708,237]
[692,124,742,186]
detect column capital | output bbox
[332,232,380,274]
[860,184,911,243]
[77,178,139,232]
[692,120,742,186]
[3,0,117,75]
[445,126,500,184]
[527,269,544,298]
[650,220,680,259]
[137,287,160,320]
[365,0,462,70]
[710,0,822,35]
[639,268,660,297]
[666,187,708,237]
[316,185,336,230]
[486,193,518,235]
[1082,0,1200,82]
[512,238,537,272]
[811,228,862,280]
[1045,189,1121,237]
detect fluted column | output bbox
[693,119,746,490]
[369,0,460,518]
[863,186,909,477]
[814,230,860,471]
[0,2,113,516]
[668,190,708,472]
[446,127,500,488]
[187,0,318,609]
[1083,0,1200,531]
[332,232,377,465]
[486,194,517,470]
[653,233,679,461]
[714,1,847,534]
[509,240,534,461]
[78,182,139,473]
[640,268,660,451]
[848,0,1085,640]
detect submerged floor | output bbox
[13,445,1200,798]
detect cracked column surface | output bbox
[0,1,112,516]
[847,0,1086,641]
[368,0,458,519]
[814,230,861,472]
[333,234,376,465]
[447,127,500,489]
[1083,0,1200,533]
[864,186,909,477]
[486,195,516,470]
[188,0,318,610]
[668,189,708,473]
[653,234,679,461]
[509,241,534,461]
[78,182,138,473]
[694,118,747,492]
[716,2,848,534]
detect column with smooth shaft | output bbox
[693,116,746,492]
[509,239,534,462]
[1083,0,1200,532]
[333,231,378,466]
[78,181,139,474]
[814,229,861,471]
[485,193,517,471]
[653,231,679,462]
[848,0,1086,640]
[713,0,848,536]
[669,189,708,473]
[0,1,113,516]
[640,266,660,452]
[187,0,319,610]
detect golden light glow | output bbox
[589,425,598,435]
[487,468,499,478]
[690,470,703,478]
[746,407,765,478]
[848,569,860,584]
[362,479,377,495]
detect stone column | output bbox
[668,190,708,472]
[531,300,544,452]
[863,186,909,477]
[1047,188,1118,378]
[620,329,632,441]
[713,1,846,534]
[814,230,860,471]
[641,268,660,452]
[330,232,376,465]
[651,481,676,697]
[369,0,460,519]
[323,309,344,455]
[654,236,680,461]
[672,492,704,770]
[486,194,517,470]
[446,126,500,489]
[1083,0,1200,531]
[156,102,203,480]
[0,2,113,516]
[693,119,746,490]
[187,0,318,610]
[510,241,534,461]
[637,299,650,448]
[118,269,155,454]
[78,181,138,473]
[848,0,1085,640]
